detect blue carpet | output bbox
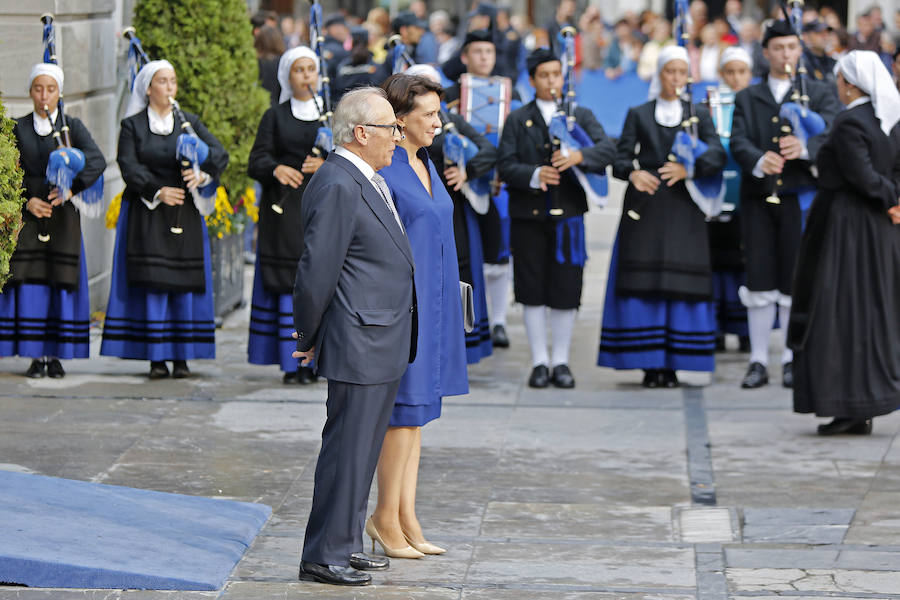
[0,471,271,590]
[577,70,650,138]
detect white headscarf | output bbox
[405,63,442,84]
[837,50,900,135]
[719,46,752,70]
[29,63,64,92]
[648,46,690,100]
[124,59,175,118]
[278,46,319,104]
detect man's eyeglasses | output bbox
[362,123,401,136]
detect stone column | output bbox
[0,0,119,313]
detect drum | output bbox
[458,74,513,147]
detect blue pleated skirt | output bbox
[0,241,90,360]
[247,255,300,373]
[597,238,716,372]
[100,200,215,361]
[463,203,493,364]
[712,269,748,337]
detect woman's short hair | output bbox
[255,25,285,59]
[381,74,443,117]
[333,86,389,146]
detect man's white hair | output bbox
[333,87,388,146]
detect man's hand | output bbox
[537,165,561,191]
[658,161,688,187]
[443,165,467,191]
[629,169,660,195]
[888,203,900,225]
[158,186,186,206]
[275,164,305,188]
[760,150,785,175]
[291,331,315,365]
[778,135,804,161]
[301,155,324,174]
[551,149,583,172]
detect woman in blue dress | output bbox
[2,63,105,378]
[101,60,228,379]
[365,74,468,559]
[597,46,725,387]
[247,46,325,384]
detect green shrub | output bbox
[132,0,269,202]
[0,93,24,291]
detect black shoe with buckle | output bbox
[550,364,575,388]
[740,362,768,389]
[660,369,679,388]
[817,418,873,436]
[642,369,660,388]
[149,361,170,379]
[491,324,510,348]
[172,360,190,379]
[349,552,389,571]
[46,358,65,378]
[298,561,371,586]
[25,359,45,379]
[528,364,550,388]
[297,365,318,384]
[283,370,299,384]
[782,362,793,388]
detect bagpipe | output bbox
[38,14,104,243]
[665,0,725,220]
[547,26,608,211]
[122,27,216,234]
[307,1,335,153]
[766,0,825,212]
[385,37,492,213]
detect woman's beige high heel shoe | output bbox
[365,517,425,559]
[403,531,446,555]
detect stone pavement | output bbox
[2,179,900,599]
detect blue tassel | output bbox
[555,217,587,266]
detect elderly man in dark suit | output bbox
[292,86,415,586]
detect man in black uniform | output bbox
[321,14,350,85]
[802,19,837,86]
[730,20,841,389]
[497,48,615,389]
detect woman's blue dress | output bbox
[380,146,469,427]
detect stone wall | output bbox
[0,0,120,313]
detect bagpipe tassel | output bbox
[555,217,587,267]
[672,130,725,218]
[548,115,609,209]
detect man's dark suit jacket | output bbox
[293,152,417,384]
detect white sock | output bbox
[522,304,549,367]
[549,308,576,367]
[779,303,793,364]
[747,303,776,366]
[483,262,511,327]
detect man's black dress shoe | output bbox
[551,364,575,388]
[782,362,793,388]
[642,369,660,388]
[528,364,550,388]
[660,369,679,388]
[740,362,768,388]
[25,359,45,379]
[172,360,190,379]
[46,358,65,379]
[817,418,873,436]
[491,324,510,348]
[349,552,389,571]
[149,361,169,379]
[298,561,371,586]
[297,365,318,384]
[283,370,299,384]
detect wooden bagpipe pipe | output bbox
[38,14,104,242]
[765,0,825,207]
[546,26,608,213]
[122,27,215,234]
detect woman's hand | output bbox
[47,187,71,206]
[301,155,324,175]
[274,164,304,188]
[629,169,660,195]
[159,186,186,206]
[658,161,688,187]
[551,149,583,172]
[443,165,467,191]
[26,197,52,218]
[888,203,900,225]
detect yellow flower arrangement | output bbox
[105,190,122,230]
[204,185,257,239]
